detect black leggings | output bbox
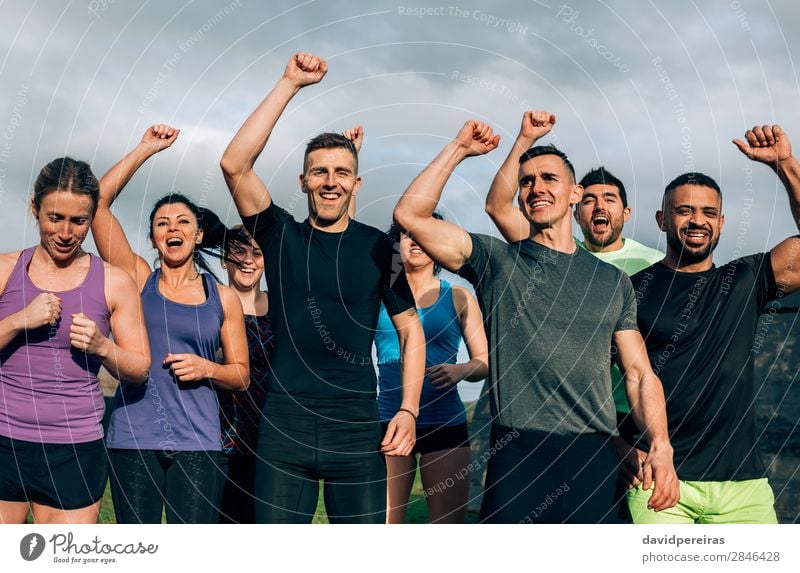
[254,394,386,524]
[217,453,256,524]
[108,449,220,524]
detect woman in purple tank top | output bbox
[90,125,249,524]
[0,158,151,524]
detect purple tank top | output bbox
[0,247,110,443]
[106,270,224,451]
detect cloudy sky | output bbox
[1,0,798,264]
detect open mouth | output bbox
[682,228,709,245]
[237,266,255,274]
[53,241,75,252]
[166,237,184,248]
[319,191,341,202]
[591,213,610,232]
[528,199,552,210]
[409,247,424,256]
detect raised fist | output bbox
[454,120,501,157]
[283,52,327,88]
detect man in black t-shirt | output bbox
[627,124,800,523]
[220,52,425,524]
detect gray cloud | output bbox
[1,0,799,264]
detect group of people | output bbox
[1,51,797,524]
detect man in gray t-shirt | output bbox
[394,114,678,523]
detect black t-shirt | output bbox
[242,203,415,401]
[630,254,778,481]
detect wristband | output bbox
[397,407,418,422]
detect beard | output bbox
[580,217,624,249]
[666,228,719,264]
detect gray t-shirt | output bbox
[458,234,638,435]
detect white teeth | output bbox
[321,193,338,199]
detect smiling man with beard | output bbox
[220,52,425,524]
[626,123,800,523]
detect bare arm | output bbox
[733,124,800,294]
[343,125,363,219]
[74,264,151,384]
[220,52,327,217]
[393,121,500,273]
[93,124,179,290]
[162,285,249,390]
[485,111,555,243]
[380,307,425,457]
[426,285,488,389]
[615,329,679,512]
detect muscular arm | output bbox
[99,265,151,384]
[209,285,250,390]
[381,307,425,457]
[220,52,327,217]
[734,123,800,294]
[393,121,500,273]
[93,124,178,290]
[485,111,555,243]
[614,329,679,511]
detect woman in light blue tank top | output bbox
[375,216,488,523]
[90,125,250,523]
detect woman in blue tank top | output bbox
[375,215,488,523]
[90,124,249,524]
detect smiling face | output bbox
[575,183,631,251]
[149,202,202,266]
[398,231,434,274]
[33,189,93,264]
[657,183,724,266]
[300,147,361,231]
[517,154,582,229]
[224,237,264,292]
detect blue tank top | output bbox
[106,270,224,451]
[375,280,466,427]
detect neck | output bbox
[309,214,350,233]
[404,265,439,295]
[661,249,714,272]
[529,220,578,253]
[232,284,267,315]
[159,260,200,286]
[582,236,625,253]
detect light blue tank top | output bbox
[375,280,466,427]
[106,270,224,451]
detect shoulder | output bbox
[215,282,244,314]
[0,251,23,294]
[450,284,476,312]
[102,262,142,307]
[622,237,663,262]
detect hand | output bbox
[163,353,213,383]
[520,110,556,142]
[140,124,180,154]
[342,125,364,153]
[283,52,327,88]
[615,439,646,489]
[454,120,501,157]
[19,292,62,329]
[427,362,465,390]
[380,409,416,456]
[733,124,792,166]
[640,442,680,512]
[69,312,110,355]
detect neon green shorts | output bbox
[627,478,777,524]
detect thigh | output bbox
[108,449,165,524]
[627,481,697,524]
[164,450,220,524]
[32,500,100,524]
[563,436,621,524]
[254,455,319,524]
[0,501,30,524]
[218,454,257,524]
[703,478,778,524]
[385,454,417,524]
[323,456,386,524]
[419,446,471,524]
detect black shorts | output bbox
[381,422,470,456]
[0,434,108,510]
